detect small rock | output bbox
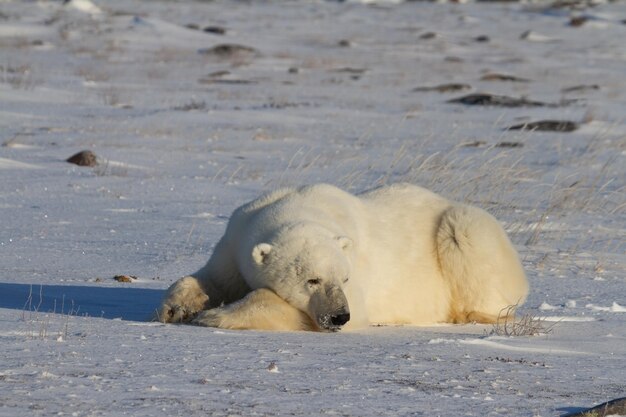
[203,26,226,35]
[561,84,599,93]
[337,39,351,47]
[480,73,529,82]
[413,83,471,93]
[520,30,558,42]
[495,141,523,148]
[506,120,579,132]
[448,93,564,108]
[198,44,258,59]
[198,78,255,85]
[67,150,98,167]
[253,130,272,141]
[474,35,489,42]
[199,70,257,85]
[114,275,137,283]
[461,140,487,148]
[568,16,588,27]
[207,70,230,78]
[331,67,368,75]
[419,32,437,40]
[267,362,279,373]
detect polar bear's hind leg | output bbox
[437,205,529,324]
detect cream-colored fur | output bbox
[193,288,317,331]
[156,183,528,331]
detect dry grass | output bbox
[173,99,207,111]
[93,159,129,177]
[489,304,558,337]
[75,66,111,83]
[1,63,41,90]
[98,86,122,106]
[21,285,76,341]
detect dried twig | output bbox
[490,304,558,336]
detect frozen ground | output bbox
[0,0,625,415]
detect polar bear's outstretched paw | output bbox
[158,303,198,323]
[155,276,209,323]
[190,289,319,331]
[191,307,231,328]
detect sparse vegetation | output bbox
[21,285,76,341]
[1,63,41,89]
[173,99,207,111]
[488,304,558,337]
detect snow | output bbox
[586,302,626,313]
[0,0,625,416]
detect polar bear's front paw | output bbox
[155,276,209,323]
[191,308,230,328]
[157,303,199,323]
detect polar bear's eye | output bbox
[307,278,322,286]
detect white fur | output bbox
[156,183,528,331]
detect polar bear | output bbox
[156,183,528,331]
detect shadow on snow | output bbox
[0,282,163,321]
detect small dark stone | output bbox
[198,78,255,85]
[419,32,437,40]
[203,26,226,35]
[337,39,351,47]
[198,44,257,58]
[331,67,368,74]
[207,70,230,78]
[480,73,529,82]
[569,16,588,27]
[413,83,471,93]
[506,120,579,132]
[67,150,98,167]
[461,140,487,148]
[288,67,299,74]
[561,84,599,93]
[185,23,200,30]
[495,141,523,148]
[474,35,490,42]
[448,93,557,107]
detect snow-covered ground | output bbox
[0,0,624,415]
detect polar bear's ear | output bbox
[335,236,352,251]
[252,243,273,265]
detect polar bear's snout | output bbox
[330,312,350,326]
[318,308,350,332]
[309,283,350,331]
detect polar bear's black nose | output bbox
[330,313,350,326]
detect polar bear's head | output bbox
[248,224,353,331]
